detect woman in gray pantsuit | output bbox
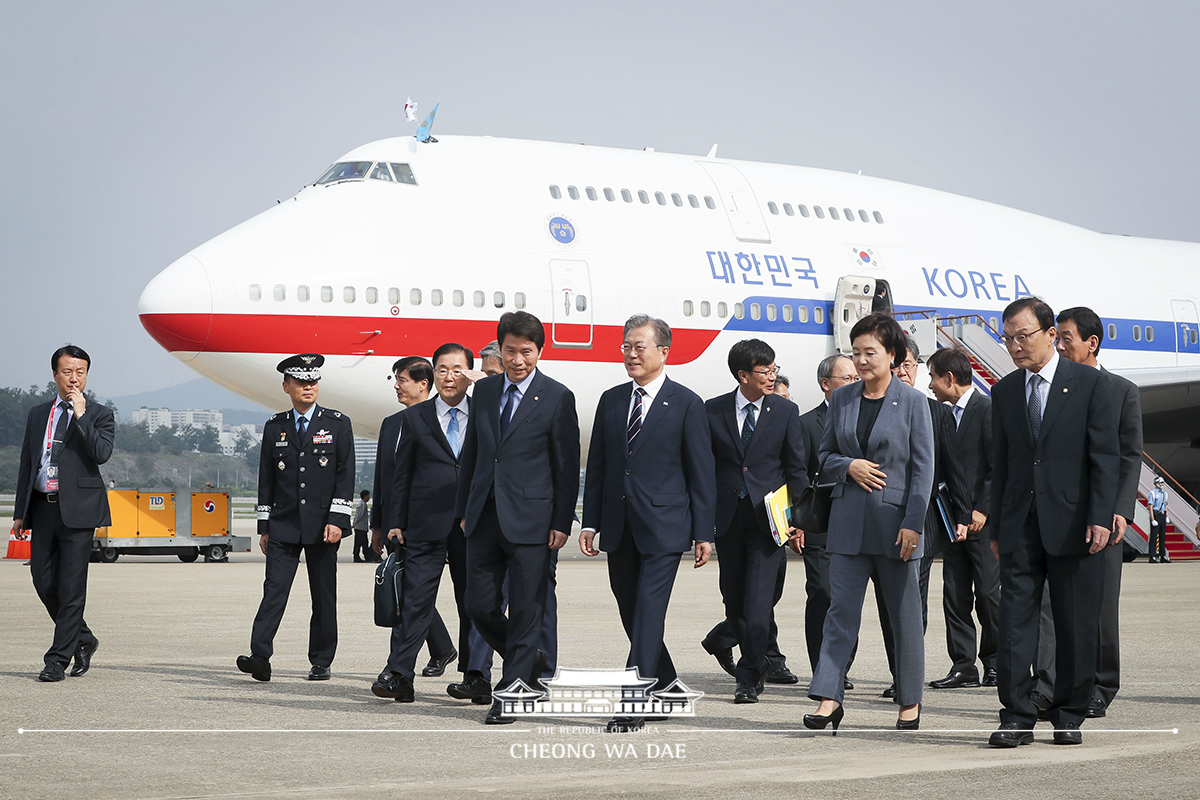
[802,313,935,732]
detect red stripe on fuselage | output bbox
[139,313,722,364]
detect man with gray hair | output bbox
[581,314,716,732]
[793,353,860,686]
[478,341,503,377]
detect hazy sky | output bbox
[2,1,1197,395]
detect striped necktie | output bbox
[50,401,71,464]
[447,408,461,458]
[627,387,646,456]
[1027,374,1045,441]
[738,403,756,498]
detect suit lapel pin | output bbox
[534,396,539,401]
[892,401,898,405]
[1063,388,1069,393]
[319,456,329,467]
[663,401,669,406]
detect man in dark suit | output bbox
[12,345,114,682]
[237,354,355,683]
[701,339,808,703]
[795,354,860,686]
[370,357,458,680]
[927,347,1000,690]
[987,298,1119,747]
[372,343,475,702]
[455,311,580,725]
[1031,307,1143,719]
[581,315,716,733]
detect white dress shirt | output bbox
[735,388,764,436]
[36,398,74,492]
[628,371,668,426]
[501,368,538,423]
[952,385,976,428]
[1025,350,1059,410]
[435,393,469,438]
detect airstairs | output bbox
[897,311,1199,561]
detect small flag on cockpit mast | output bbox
[416,102,439,143]
[404,97,418,123]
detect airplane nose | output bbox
[138,254,212,361]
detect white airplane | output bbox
[137,132,1200,478]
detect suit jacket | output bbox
[389,396,468,541]
[705,389,808,538]
[455,370,580,544]
[257,405,355,544]
[1102,366,1143,523]
[798,401,828,483]
[989,357,1119,556]
[952,388,994,537]
[14,400,115,529]
[818,377,935,559]
[371,410,405,531]
[582,376,716,553]
[925,397,974,553]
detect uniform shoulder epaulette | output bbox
[318,407,347,420]
[269,411,290,422]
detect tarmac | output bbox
[2,521,1197,800]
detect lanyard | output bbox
[45,403,61,455]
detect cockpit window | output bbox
[370,163,394,182]
[316,162,372,184]
[390,163,417,185]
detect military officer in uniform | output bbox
[237,354,355,682]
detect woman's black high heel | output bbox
[896,704,920,730]
[803,704,844,736]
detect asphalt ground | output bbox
[2,523,1197,800]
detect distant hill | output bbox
[104,378,268,424]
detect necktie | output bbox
[738,403,756,498]
[499,384,519,438]
[953,405,964,429]
[627,387,646,456]
[50,401,71,464]
[297,414,308,440]
[1027,374,1045,441]
[447,408,461,458]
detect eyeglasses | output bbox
[1002,327,1048,347]
[829,374,861,384]
[752,366,780,377]
[434,367,464,378]
[897,361,919,373]
[620,343,662,355]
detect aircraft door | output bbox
[549,259,593,348]
[1171,299,1200,364]
[833,275,877,354]
[698,162,771,243]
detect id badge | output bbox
[46,465,59,492]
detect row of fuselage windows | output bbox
[977,316,1161,344]
[550,184,718,209]
[768,201,885,224]
[682,299,828,324]
[245,284,535,311]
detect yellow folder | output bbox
[764,485,791,547]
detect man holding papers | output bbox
[702,339,809,704]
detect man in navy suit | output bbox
[702,339,808,704]
[455,311,580,725]
[987,298,1118,747]
[581,315,717,733]
[372,343,475,703]
[369,357,458,680]
[12,345,114,682]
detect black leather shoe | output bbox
[485,700,514,725]
[421,648,458,678]
[1053,723,1082,745]
[38,662,66,682]
[701,640,736,677]
[929,670,981,689]
[981,668,998,687]
[307,665,331,681]
[1087,699,1107,718]
[896,704,921,730]
[881,683,896,698]
[70,639,99,677]
[372,673,415,702]
[447,672,493,704]
[803,703,844,736]
[989,721,1034,747]
[606,716,645,733]
[734,682,759,704]
[765,664,800,684]
[844,678,855,691]
[236,654,271,682]
[1030,690,1052,721]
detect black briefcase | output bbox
[374,549,404,628]
[794,481,835,534]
